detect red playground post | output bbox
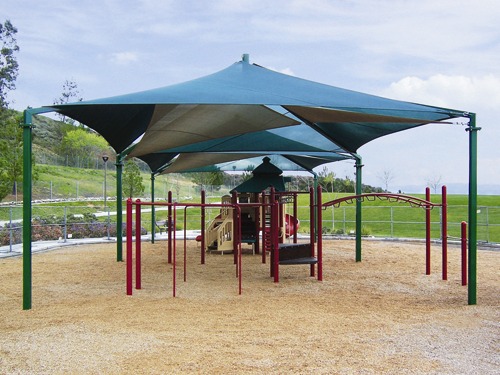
[316,186,323,281]
[135,199,142,290]
[201,190,206,264]
[425,187,431,275]
[441,186,448,280]
[172,204,177,297]
[309,187,315,277]
[461,221,468,286]
[126,198,133,295]
[168,191,173,264]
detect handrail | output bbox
[322,193,442,209]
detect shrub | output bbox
[0,215,147,246]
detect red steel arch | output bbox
[322,193,442,209]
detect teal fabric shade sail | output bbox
[157,153,346,174]
[48,56,465,165]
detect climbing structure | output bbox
[200,157,320,282]
[202,157,298,253]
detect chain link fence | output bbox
[1,203,499,253]
[316,205,500,244]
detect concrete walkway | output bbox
[0,230,202,258]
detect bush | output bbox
[32,221,63,241]
[0,223,22,246]
[0,216,147,246]
[361,226,372,236]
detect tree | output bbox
[53,79,83,125]
[241,165,255,182]
[60,128,109,168]
[378,169,395,193]
[122,159,145,198]
[0,20,19,108]
[318,166,335,192]
[426,174,442,194]
[190,170,225,192]
[0,111,23,200]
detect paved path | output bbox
[0,230,201,258]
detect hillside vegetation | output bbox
[1,113,498,243]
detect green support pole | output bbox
[22,107,53,310]
[115,155,124,262]
[22,110,33,310]
[312,172,318,242]
[151,173,155,244]
[355,156,363,262]
[467,113,479,305]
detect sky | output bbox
[3,0,500,194]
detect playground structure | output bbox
[199,157,300,255]
[127,158,323,296]
[318,185,453,281]
[198,193,300,254]
[126,185,320,297]
[125,159,468,299]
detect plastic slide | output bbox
[285,214,299,238]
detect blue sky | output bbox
[3,0,499,193]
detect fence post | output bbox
[485,207,489,243]
[9,205,13,252]
[63,206,67,243]
[343,207,346,234]
[107,207,111,240]
[390,207,394,238]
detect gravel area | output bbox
[0,240,498,374]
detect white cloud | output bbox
[109,52,139,65]
[360,73,500,190]
[382,74,500,113]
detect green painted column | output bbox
[355,156,363,262]
[22,110,33,310]
[115,155,124,262]
[22,107,53,310]
[312,172,318,242]
[151,173,155,244]
[467,113,479,305]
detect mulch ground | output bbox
[0,239,498,374]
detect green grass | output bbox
[294,192,500,243]
[2,165,499,243]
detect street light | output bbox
[102,155,109,207]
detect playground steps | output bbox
[278,243,317,265]
[279,257,318,265]
[205,217,234,252]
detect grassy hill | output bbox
[1,163,499,244]
[28,164,202,202]
[1,113,498,243]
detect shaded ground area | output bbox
[1,240,498,374]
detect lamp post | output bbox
[102,155,109,207]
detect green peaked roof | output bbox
[231,157,286,193]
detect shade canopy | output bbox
[164,153,347,174]
[48,55,465,173]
